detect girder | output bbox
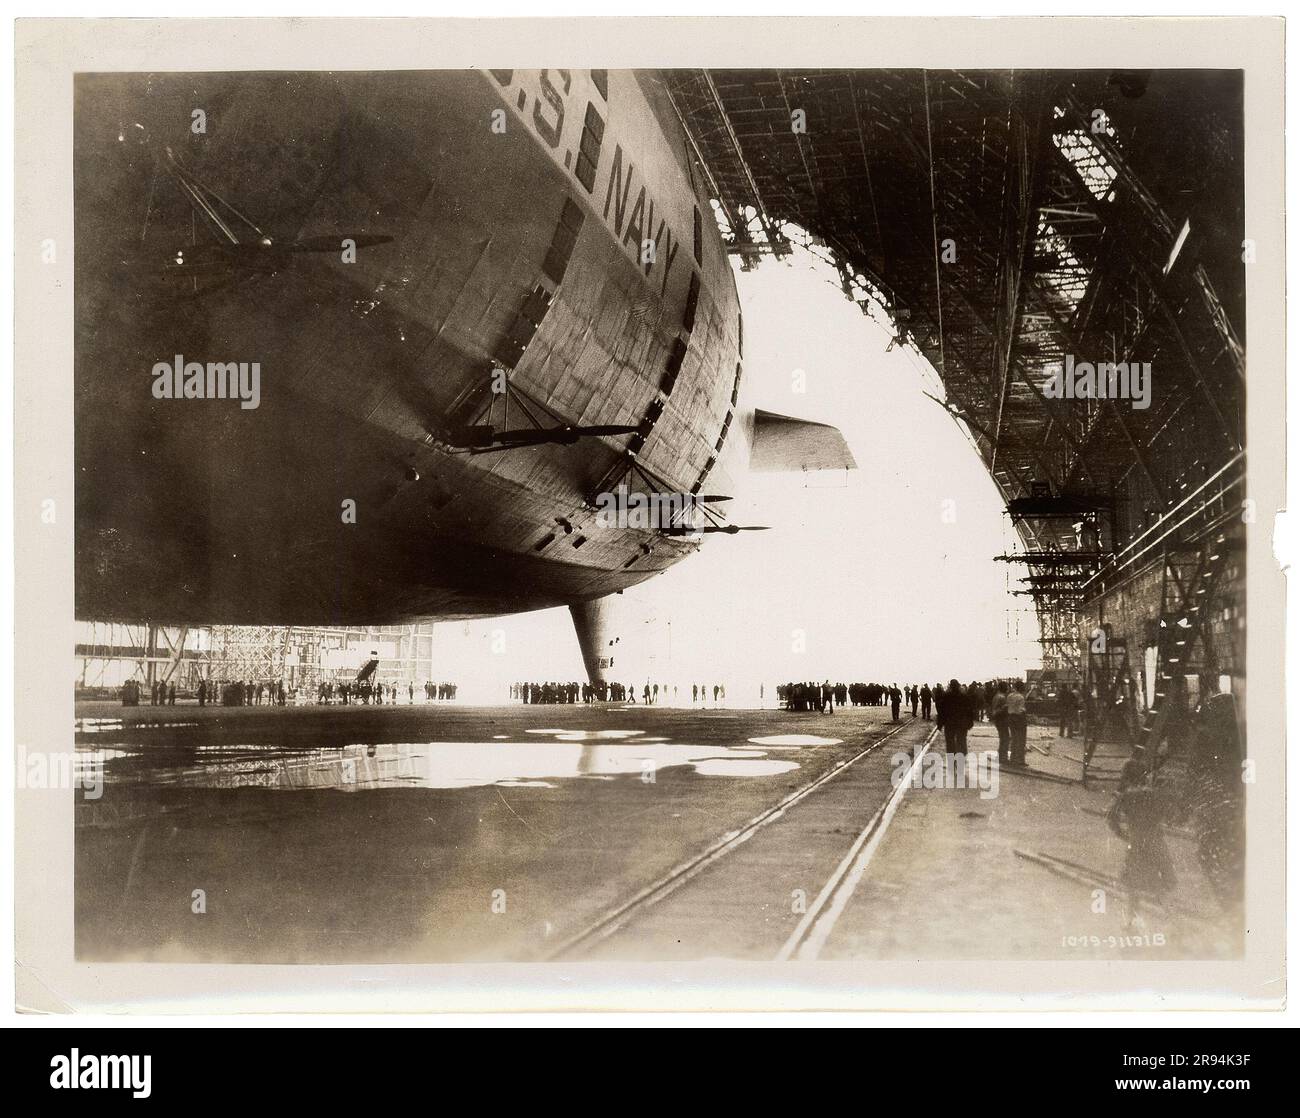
[665,68,1245,668]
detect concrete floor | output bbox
[73,702,1241,963]
[817,724,1242,961]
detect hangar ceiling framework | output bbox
[665,68,1246,674]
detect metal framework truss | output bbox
[77,623,442,694]
[664,68,1245,668]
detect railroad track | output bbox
[777,726,939,960]
[546,716,924,961]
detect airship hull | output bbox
[75,68,747,626]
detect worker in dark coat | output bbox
[991,681,1010,764]
[1108,758,1180,927]
[939,680,971,754]
[1058,687,1079,738]
[1006,681,1028,765]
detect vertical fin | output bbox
[569,595,625,685]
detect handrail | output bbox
[1080,451,1245,592]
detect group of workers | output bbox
[932,679,1029,766]
[779,682,926,720]
[511,681,731,705]
[772,676,1038,768]
[514,681,602,704]
[313,680,458,704]
[121,677,462,707]
[207,679,287,706]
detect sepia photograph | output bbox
[11,15,1287,1022]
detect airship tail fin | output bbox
[569,595,626,686]
[747,409,857,472]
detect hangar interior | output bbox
[77,67,1246,779]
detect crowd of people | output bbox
[119,679,179,706]
[514,681,602,704]
[772,676,1040,767]
[120,671,1049,748]
[932,679,1029,766]
[779,681,919,718]
[511,681,737,705]
[780,681,844,712]
[120,677,460,707]
[311,679,458,704]
[206,679,287,706]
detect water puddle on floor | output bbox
[524,729,647,740]
[747,734,843,746]
[88,732,804,791]
[74,718,124,734]
[75,718,198,734]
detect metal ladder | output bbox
[1135,529,1234,776]
[1082,626,1133,783]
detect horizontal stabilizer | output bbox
[749,410,858,472]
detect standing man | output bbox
[940,680,970,754]
[937,681,956,752]
[955,682,974,753]
[920,683,932,720]
[1059,686,1078,738]
[1007,681,1028,766]
[991,681,1010,765]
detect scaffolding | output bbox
[77,622,441,695]
[76,622,212,692]
[208,624,439,690]
[667,68,1244,677]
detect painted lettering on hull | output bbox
[603,144,679,297]
[488,68,682,298]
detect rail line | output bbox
[546,715,922,960]
[776,726,939,961]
